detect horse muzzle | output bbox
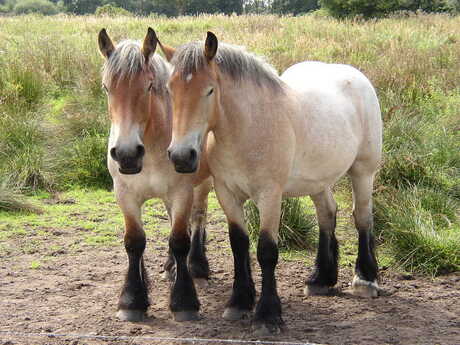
[110,144,145,175]
[167,145,199,174]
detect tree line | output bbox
[0,0,458,18]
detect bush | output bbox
[95,4,132,17]
[13,0,59,15]
[245,198,316,250]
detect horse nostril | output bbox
[136,145,145,158]
[167,148,172,160]
[189,148,197,162]
[110,147,118,161]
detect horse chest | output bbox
[109,158,169,199]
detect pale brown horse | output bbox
[98,28,212,322]
[162,32,382,335]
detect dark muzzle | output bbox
[110,144,145,175]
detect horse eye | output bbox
[147,82,154,92]
[207,88,214,96]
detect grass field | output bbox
[0,13,459,276]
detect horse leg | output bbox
[215,183,255,321]
[162,204,175,281]
[349,168,379,297]
[168,188,201,321]
[188,177,212,287]
[116,194,149,322]
[305,189,339,296]
[253,188,283,335]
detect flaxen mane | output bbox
[171,41,283,91]
[102,40,170,95]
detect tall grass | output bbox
[245,198,317,250]
[0,180,43,213]
[0,14,458,274]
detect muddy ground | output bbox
[1,202,459,345]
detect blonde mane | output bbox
[171,41,283,92]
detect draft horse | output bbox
[98,28,212,322]
[163,32,382,334]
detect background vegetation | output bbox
[0,0,459,17]
[0,13,459,276]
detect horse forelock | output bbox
[170,41,283,92]
[102,39,170,94]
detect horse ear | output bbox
[142,27,158,63]
[204,31,218,62]
[158,41,176,62]
[98,28,115,59]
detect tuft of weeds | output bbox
[0,180,43,214]
[374,186,459,276]
[245,198,316,250]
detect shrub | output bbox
[95,4,132,17]
[13,0,59,15]
[245,198,316,250]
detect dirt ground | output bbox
[1,212,459,345]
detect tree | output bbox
[217,0,243,14]
[272,0,319,14]
[320,0,456,18]
[63,0,102,14]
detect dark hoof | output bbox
[173,311,201,322]
[252,321,282,336]
[304,284,338,296]
[116,309,146,322]
[222,307,251,321]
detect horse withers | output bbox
[98,28,212,322]
[162,32,382,335]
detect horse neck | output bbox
[214,76,281,144]
[143,92,172,153]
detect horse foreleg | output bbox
[350,169,379,297]
[168,187,201,321]
[215,183,255,321]
[253,188,284,335]
[116,194,149,322]
[188,177,212,286]
[305,188,339,296]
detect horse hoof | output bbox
[116,309,145,322]
[304,284,336,296]
[252,322,281,336]
[173,311,200,322]
[351,275,379,298]
[193,278,209,289]
[222,308,250,321]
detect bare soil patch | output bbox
[1,217,459,345]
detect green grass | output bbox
[0,13,458,275]
[245,198,317,250]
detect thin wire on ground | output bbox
[0,330,321,345]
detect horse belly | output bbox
[284,142,358,197]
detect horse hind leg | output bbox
[349,166,379,297]
[188,177,212,288]
[305,189,339,296]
